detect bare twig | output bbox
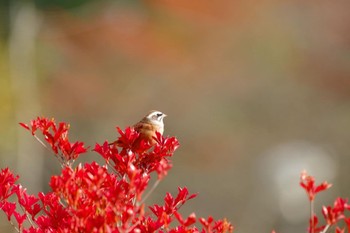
[19,205,35,227]
[9,220,20,233]
[310,200,314,233]
[140,179,160,204]
[320,224,330,233]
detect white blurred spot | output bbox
[258,140,337,223]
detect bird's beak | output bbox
[163,114,167,117]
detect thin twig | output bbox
[310,200,314,233]
[33,135,49,151]
[126,219,141,233]
[320,224,330,233]
[140,179,160,204]
[58,195,68,208]
[19,205,36,229]
[106,161,119,176]
[8,219,20,233]
[33,135,66,166]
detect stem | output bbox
[33,135,67,166]
[58,198,67,208]
[106,161,119,176]
[7,218,20,233]
[33,134,48,150]
[19,205,35,227]
[126,219,141,233]
[34,134,59,159]
[320,224,330,233]
[310,200,314,233]
[140,179,161,204]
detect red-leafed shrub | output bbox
[299,171,350,233]
[1,117,234,233]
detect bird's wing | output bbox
[133,120,155,134]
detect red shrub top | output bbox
[300,170,332,201]
[0,117,234,233]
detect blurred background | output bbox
[1,0,350,232]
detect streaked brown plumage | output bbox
[112,110,166,146]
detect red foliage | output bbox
[300,170,332,201]
[94,126,179,180]
[0,117,234,232]
[7,117,350,232]
[19,117,88,165]
[300,171,350,233]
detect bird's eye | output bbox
[156,113,163,117]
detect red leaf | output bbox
[19,122,30,130]
[13,211,26,228]
[336,227,345,233]
[300,171,332,201]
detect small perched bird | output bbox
[112,110,167,146]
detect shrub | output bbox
[0,117,233,233]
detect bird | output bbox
[111,110,167,147]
